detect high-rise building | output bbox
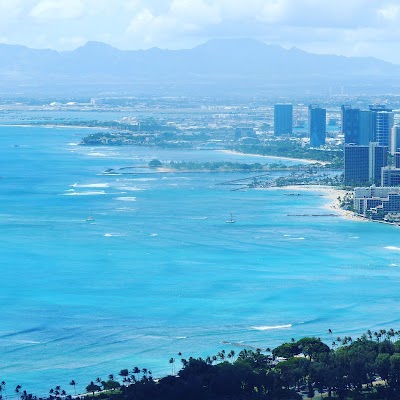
[369,142,388,186]
[344,144,370,186]
[354,187,400,217]
[369,105,393,143]
[341,105,360,144]
[274,104,293,136]
[381,167,400,187]
[359,110,373,145]
[391,126,400,155]
[308,105,326,147]
[395,152,400,168]
[376,111,394,147]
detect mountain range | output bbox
[0,38,399,92]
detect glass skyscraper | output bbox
[274,104,293,136]
[309,105,326,147]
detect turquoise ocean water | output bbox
[1,117,400,395]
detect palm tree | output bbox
[108,374,114,381]
[142,368,148,379]
[169,358,175,375]
[132,366,140,382]
[69,381,77,396]
[328,329,333,346]
[15,385,21,400]
[1,382,6,399]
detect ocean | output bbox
[1,117,400,396]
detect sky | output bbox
[1,0,400,63]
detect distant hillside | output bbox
[0,38,399,90]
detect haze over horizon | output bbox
[2,0,400,63]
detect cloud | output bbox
[0,0,399,63]
[30,0,84,20]
[127,0,221,45]
[378,4,400,21]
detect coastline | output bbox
[261,185,366,222]
[0,123,108,130]
[218,149,328,165]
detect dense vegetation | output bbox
[5,330,400,400]
[234,142,344,168]
[34,119,178,133]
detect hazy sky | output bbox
[2,0,400,63]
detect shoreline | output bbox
[0,123,109,130]
[218,149,328,165]
[260,185,366,223]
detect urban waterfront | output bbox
[1,121,400,395]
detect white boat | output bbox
[225,213,235,224]
[86,216,95,222]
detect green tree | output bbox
[297,337,330,361]
[273,342,300,359]
[85,382,101,396]
[69,380,77,396]
[149,159,162,168]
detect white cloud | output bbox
[378,4,400,21]
[126,0,221,45]
[30,0,84,20]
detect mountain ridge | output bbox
[0,38,398,86]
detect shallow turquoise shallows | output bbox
[1,119,400,396]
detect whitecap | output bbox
[68,143,79,146]
[87,152,107,157]
[389,263,398,267]
[350,236,359,239]
[130,178,157,182]
[62,191,106,196]
[72,183,109,188]
[150,233,158,237]
[189,216,208,220]
[115,186,145,192]
[250,324,292,331]
[385,246,400,251]
[114,197,136,202]
[283,234,291,237]
[175,336,187,339]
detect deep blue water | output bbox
[1,121,400,396]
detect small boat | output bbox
[225,212,235,224]
[86,216,95,222]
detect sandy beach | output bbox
[218,149,328,165]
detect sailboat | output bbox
[225,212,235,224]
